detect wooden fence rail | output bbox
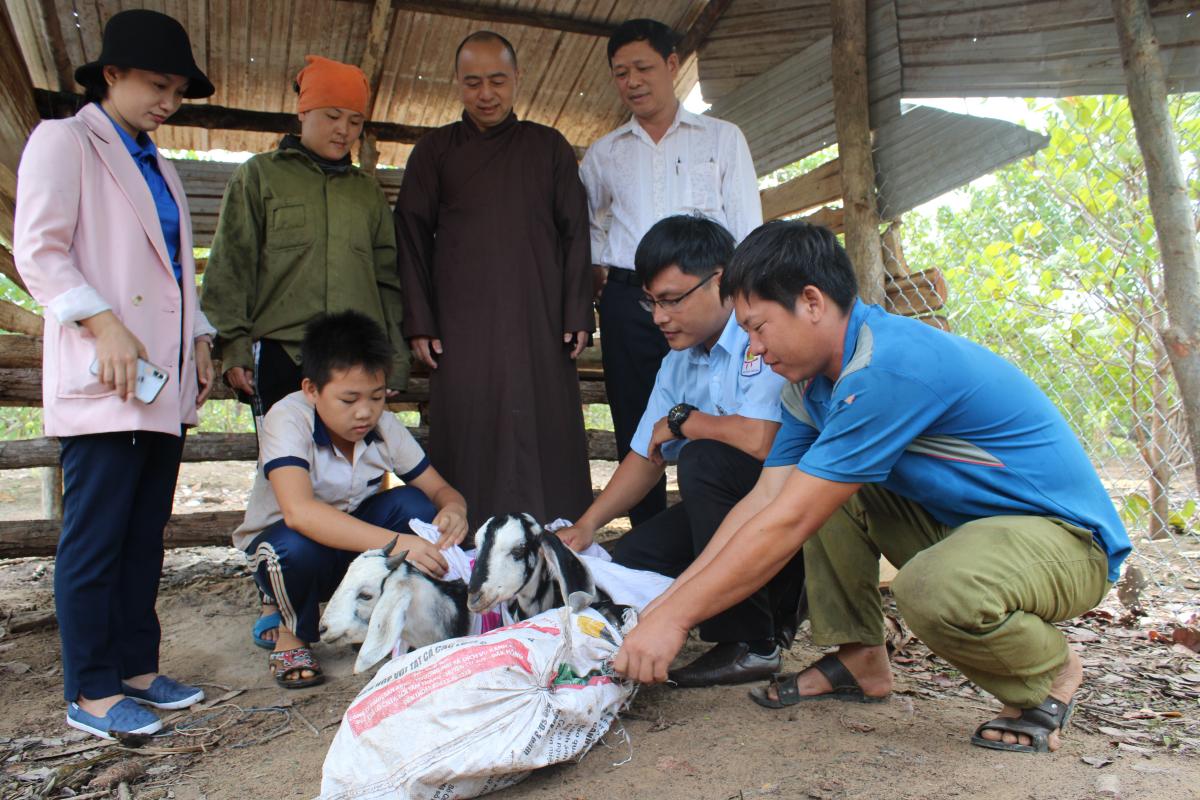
[0,330,616,557]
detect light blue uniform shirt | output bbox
[98,104,182,281]
[630,312,787,462]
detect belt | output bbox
[605,268,642,287]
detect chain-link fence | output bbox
[865,95,1200,590]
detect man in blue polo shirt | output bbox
[557,214,801,687]
[615,220,1130,754]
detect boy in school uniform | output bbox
[231,311,469,688]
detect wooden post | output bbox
[1112,0,1200,492]
[40,466,62,519]
[830,0,886,304]
[359,133,380,175]
[358,0,394,177]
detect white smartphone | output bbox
[89,357,169,404]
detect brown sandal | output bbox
[269,646,325,689]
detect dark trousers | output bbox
[245,486,436,643]
[613,440,806,644]
[598,277,669,525]
[56,430,185,702]
[247,338,304,417]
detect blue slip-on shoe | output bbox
[67,697,162,740]
[122,675,205,710]
[252,610,281,649]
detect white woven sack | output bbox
[320,606,633,799]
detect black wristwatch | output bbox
[667,403,697,439]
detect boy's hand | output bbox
[396,534,449,578]
[432,504,469,548]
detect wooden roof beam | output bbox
[37,0,75,93]
[677,0,734,62]
[341,0,619,38]
[33,89,589,159]
[33,88,432,144]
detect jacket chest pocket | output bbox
[265,199,314,251]
[689,160,720,212]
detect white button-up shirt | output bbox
[580,105,763,272]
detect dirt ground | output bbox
[1,463,1199,800]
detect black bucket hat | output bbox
[74,9,214,99]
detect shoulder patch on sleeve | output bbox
[741,346,762,377]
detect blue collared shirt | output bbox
[765,300,1131,582]
[630,312,787,462]
[97,104,182,281]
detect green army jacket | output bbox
[201,147,409,389]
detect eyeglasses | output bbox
[638,272,718,313]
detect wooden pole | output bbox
[359,133,380,175]
[830,0,885,304]
[1112,0,1200,492]
[40,466,62,519]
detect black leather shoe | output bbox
[668,641,782,688]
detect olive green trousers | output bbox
[804,484,1111,707]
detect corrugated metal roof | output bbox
[10,0,706,165]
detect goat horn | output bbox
[381,535,399,556]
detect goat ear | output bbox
[380,535,399,557]
[385,549,409,572]
[355,583,412,674]
[538,533,597,608]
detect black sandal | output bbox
[269,646,325,689]
[971,697,1075,753]
[749,653,889,708]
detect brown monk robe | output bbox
[393,96,594,533]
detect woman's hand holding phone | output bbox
[81,311,149,402]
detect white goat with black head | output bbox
[466,513,619,622]
[319,535,470,673]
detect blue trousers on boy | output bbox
[245,486,436,643]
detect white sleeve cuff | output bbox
[193,308,217,340]
[47,285,111,327]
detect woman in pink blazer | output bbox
[14,10,218,740]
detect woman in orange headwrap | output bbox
[201,55,415,685]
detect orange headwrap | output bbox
[295,55,369,115]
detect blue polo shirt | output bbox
[631,312,788,462]
[765,300,1130,581]
[98,104,182,281]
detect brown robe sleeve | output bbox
[551,132,595,335]
[393,135,441,340]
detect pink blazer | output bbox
[13,103,216,438]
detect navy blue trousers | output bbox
[245,486,436,643]
[57,430,185,702]
[597,278,670,526]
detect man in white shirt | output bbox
[581,18,763,526]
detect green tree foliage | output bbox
[902,95,1200,536]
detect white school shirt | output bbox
[580,105,763,272]
[630,313,786,463]
[232,391,430,551]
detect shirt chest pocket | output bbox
[688,160,720,212]
[265,198,314,251]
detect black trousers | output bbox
[56,430,185,702]
[597,277,669,526]
[613,440,806,644]
[231,338,304,418]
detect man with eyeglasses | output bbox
[558,215,801,688]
